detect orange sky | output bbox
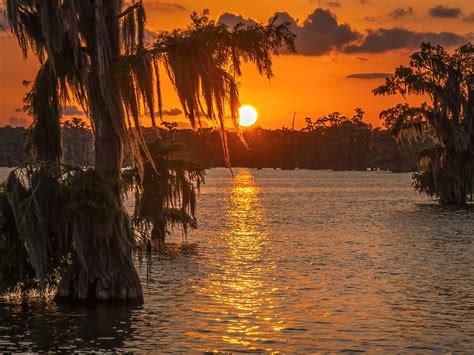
[1,0,473,129]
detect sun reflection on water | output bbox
[198,169,286,351]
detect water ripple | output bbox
[0,168,473,352]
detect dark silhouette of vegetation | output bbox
[62,118,94,167]
[123,123,205,252]
[0,115,416,172]
[374,42,474,204]
[166,111,416,172]
[0,127,27,167]
[1,1,294,305]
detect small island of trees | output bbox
[374,43,473,205]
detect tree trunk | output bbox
[94,110,123,177]
[151,223,166,253]
[439,181,467,205]
[55,211,143,305]
[55,71,143,305]
[31,60,62,163]
[438,152,468,205]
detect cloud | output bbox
[143,1,186,12]
[0,11,10,37]
[464,13,474,23]
[363,16,379,23]
[162,108,183,116]
[63,105,85,116]
[269,9,361,55]
[8,117,30,127]
[389,7,414,20]
[220,8,467,56]
[0,11,7,27]
[220,9,360,56]
[151,108,183,116]
[14,108,23,113]
[428,5,461,18]
[310,0,341,9]
[345,28,467,53]
[326,1,341,9]
[347,73,392,79]
[363,7,414,23]
[218,13,256,28]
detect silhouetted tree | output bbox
[123,129,204,252]
[297,109,372,170]
[2,1,295,304]
[0,127,26,166]
[62,118,94,167]
[374,43,474,204]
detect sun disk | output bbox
[239,105,258,127]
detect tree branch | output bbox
[118,2,142,19]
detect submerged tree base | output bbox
[55,259,143,305]
[1,165,143,305]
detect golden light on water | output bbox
[239,105,258,127]
[219,170,280,348]
[197,169,286,351]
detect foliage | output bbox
[0,127,27,167]
[4,0,294,302]
[1,123,416,172]
[412,169,437,197]
[302,108,368,131]
[23,59,62,162]
[132,114,416,172]
[6,1,295,172]
[2,164,76,295]
[61,118,94,167]
[374,42,474,204]
[123,131,205,250]
[63,168,122,219]
[0,164,142,301]
[0,183,36,295]
[151,10,294,133]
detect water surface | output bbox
[1,168,473,352]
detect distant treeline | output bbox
[0,118,95,168]
[167,128,416,173]
[0,113,417,171]
[0,126,27,167]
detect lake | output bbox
[0,167,473,352]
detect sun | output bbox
[239,105,258,127]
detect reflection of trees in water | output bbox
[0,302,138,352]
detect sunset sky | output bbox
[1,0,473,129]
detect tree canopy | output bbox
[1,0,296,303]
[374,42,473,204]
[6,1,295,170]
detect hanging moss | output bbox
[5,165,73,289]
[1,165,142,303]
[413,169,437,198]
[24,59,62,162]
[55,168,142,304]
[374,43,474,205]
[0,183,36,295]
[0,164,77,297]
[123,138,205,251]
[4,0,295,303]
[62,169,122,219]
